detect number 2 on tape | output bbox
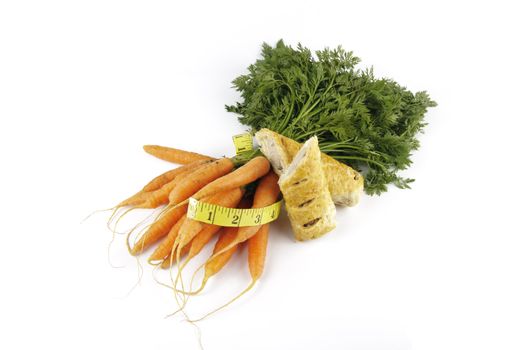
[187,197,281,227]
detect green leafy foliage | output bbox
[226,40,436,195]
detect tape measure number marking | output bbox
[232,133,254,154]
[187,197,281,227]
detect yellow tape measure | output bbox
[187,197,282,227]
[232,133,254,154]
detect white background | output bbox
[1,1,524,349]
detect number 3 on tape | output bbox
[187,197,282,227]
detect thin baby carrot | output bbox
[108,160,212,234]
[189,226,241,294]
[117,160,212,209]
[161,197,252,269]
[247,223,269,281]
[184,176,275,297]
[166,156,269,211]
[190,156,270,202]
[167,158,235,205]
[235,171,280,243]
[199,169,279,260]
[130,204,188,255]
[154,188,243,268]
[142,159,213,192]
[174,188,244,250]
[161,238,195,268]
[161,224,221,269]
[148,215,186,262]
[182,170,279,303]
[137,160,213,209]
[160,237,194,268]
[190,224,270,322]
[143,145,214,164]
[168,188,245,306]
[116,191,149,208]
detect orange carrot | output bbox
[143,145,214,164]
[137,160,214,209]
[202,170,279,259]
[116,191,149,208]
[188,197,251,256]
[184,171,279,304]
[189,156,270,203]
[167,158,235,205]
[167,188,245,307]
[160,238,194,268]
[148,214,186,262]
[236,171,280,242]
[116,160,213,210]
[153,188,243,269]
[175,187,244,249]
[190,224,270,322]
[185,224,221,261]
[161,239,194,268]
[142,159,212,192]
[161,198,252,269]
[247,223,269,281]
[130,204,188,255]
[161,223,220,269]
[198,226,241,289]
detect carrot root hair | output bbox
[122,255,144,298]
[105,206,125,232]
[125,208,165,255]
[107,230,125,269]
[168,248,196,327]
[175,267,208,296]
[171,242,189,311]
[81,206,117,223]
[151,263,182,294]
[107,206,140,234]
[127,204,175,257]
[189,279,258,323]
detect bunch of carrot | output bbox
[111,145,280,316]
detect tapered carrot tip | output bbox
[130,245,143,256]
[143,145,214,165]
[160,243,191,268]
[148,214,187,261]
[117,191,147,208]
